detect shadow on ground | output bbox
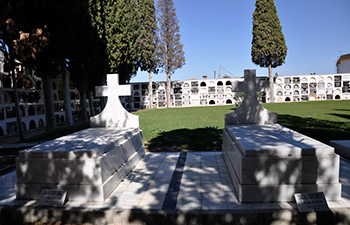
[146,114,349,153]
[146,127,222,152]
[278,114,350,144]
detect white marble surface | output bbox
[90,74,139,129]
[223,151,342,202]
[223,124,342,202]
[1,152,350,210]
[222,129,340,185]
[226,124,334,157]
[15,129,145,202]
[19,128,138,158]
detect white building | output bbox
[337,53,350,73]
[122,73,350,110]
[0,52,99,136]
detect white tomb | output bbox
[16,74,145,202]
[223,70,342,202]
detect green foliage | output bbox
[89,0,141,83]
[233,92,245,106]
[157,0,185,75]
[69,0,108,92]
[137,0,159,74]
[251,0,287,68]
[157,0,185,107]
[90,0,159,83]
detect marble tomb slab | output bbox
[223,124,342,203]
[222,129,340,185]
[16,128,145,202]
[225,124,334,157]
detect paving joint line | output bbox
[162,152,187,209]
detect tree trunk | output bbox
[148,71,153,109]
[42,75,57,131]
[61,64,73,126]
[268,65,274,103]
[88,90,95,116]
[166,72,171,108]
[79,89,89,123]
[11,66,25,141]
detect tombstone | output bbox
[226,69,276,125]
[223,70,341,202]
[16,74,145,202]
[90,74,139,128]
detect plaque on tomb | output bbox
[294,192,329,213]
[38,189,67,206]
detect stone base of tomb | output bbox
[15,128,145,202]
[223,124,342,203]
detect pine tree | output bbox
[251,0,287,103]
[137,0,158,109]
[157,0,185,108]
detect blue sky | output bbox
[131,0,350,82]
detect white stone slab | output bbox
[223,129,340,185]
[223,124,342,203]
[226,124,334,157]
[223,151,342,203]
[15,128,145,202]
[18,128,138,158]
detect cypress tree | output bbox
[89,0,140,83]
[106,0,140,83]
[251,0,287,103]
[137,0,159,109]
[157,0,185,108]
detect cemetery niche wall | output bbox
[15,74,145,202]
[222,69,342,203]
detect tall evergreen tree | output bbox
[89,0,141,83]
[251,0,287,103]
[137,0,159,109]
[69,0,108,123]
[157,0,185,108]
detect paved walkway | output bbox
[1,152,350,211]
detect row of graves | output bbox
[122,73,350,110]
[0,69,103,136]
[0,71,349,224]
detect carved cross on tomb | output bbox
[90,74,139,129]
[225,70,277,125]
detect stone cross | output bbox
[90,74,139,129]
[225,69,277,125]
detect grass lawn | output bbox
[133,100,350,152]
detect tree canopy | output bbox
[157,0,185,107]
[251,0,287,103]
[251,0,287,68]
[137,0,159,74]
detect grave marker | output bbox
[294,192,330,213]
[225,69,277,125]
[222,69,342,203]
[90,74,139,129]
[16,74,145,202]
[38,189,67,207]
